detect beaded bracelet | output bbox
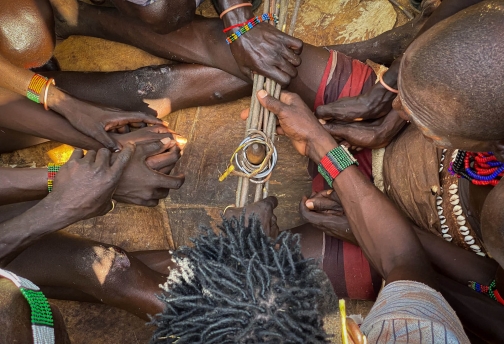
[225,13,278,44]
[47,163,62,193]
[318,146,358,186]
[27,74,49,104]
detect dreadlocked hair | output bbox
[150,213,333,344]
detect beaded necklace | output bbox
[437,149,486,256]
[449,151,504,186]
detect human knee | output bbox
[135,1,196,34]
[88,244,132,286]
[0,0,55,68]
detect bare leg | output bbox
[55,2,329,108]
[109,0,196,34]
[44,64,251,117]
[5,231,173,320]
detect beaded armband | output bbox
[27,74,49,104]
[0,269,54,344]
[318,146,358,186]
[47,163,62,193]
[225,13,278,44]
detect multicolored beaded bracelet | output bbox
[47,163,63,193]
[225,13,278,44]
[318,146,358,187]
[468,280,504,306]
[27,74,49,104]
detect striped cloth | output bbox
[361,281,470,343]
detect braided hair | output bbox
[150,213,335,344]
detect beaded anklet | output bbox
[0,269,54,344]
[27,74,49,104]
[318,146,358,187]
[47,163,62,193]
[225,13,278,44]
[468,280,504,306]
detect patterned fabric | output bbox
[313,50,380,301]
[361,281,470,343]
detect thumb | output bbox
[257,90,286,117]
[110,143,135,177]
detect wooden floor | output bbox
[0,0,414,342]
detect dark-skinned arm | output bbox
[257,90,436,287]
[213,0,303,86]
[316,0,484,124]
[0,146,134,266]
[0,168,48,206]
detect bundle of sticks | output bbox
[233,0,302,207]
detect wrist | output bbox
[220,1,254,25]
[307,134,339,164]
[46,86,69,116]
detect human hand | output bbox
[315,81,396,123]
[48,88,163,152]
[230,23,303,86]
[50,145,134,220]
[223,196,279,239]
[321,109,407,149]
[256,90,337,163]
[111,124,187,152]
[299,190,357,245]
[113,139,185,206]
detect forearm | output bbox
[415,227,497,284]
[309,136,435,286]
[0,196,80,265]
[0,55,35,96]
[0,89,103,150]
[0,168,48,206]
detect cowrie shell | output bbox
[438,209,443,215]
[453,205,462,216]
[439,216,446,225]
[457,216,466,226]
[439,165,444,173]
[470,245,481,251]
[450,194,459,205]
[442,149,447,154]
[443,234,453,242]
[476,252,486,257]
[436,198,443,206]
[441,227,449,234]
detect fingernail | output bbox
[161,137,171,144]
[326,190,333,195]
[163,121,169,127]
[319,119,326,125]
[306,201,314,209]
[258,90,268,98]
[354,117,363,122]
